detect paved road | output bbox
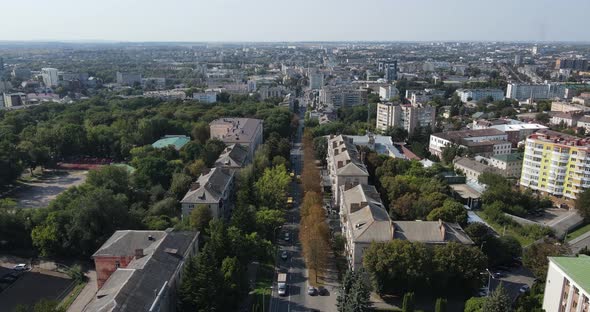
[569,230,590,254]
[269,105,338,312]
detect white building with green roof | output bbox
[543,255,590,312]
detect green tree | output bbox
[337,269,372,312]
[482,283,512,312]
[255,164,291,211]
[575,188,590,220]
[464,297,485,312]
[255,209,286,241]
[186,159,206,178]
[385,127,408,142]
[191,122,210,144]
[169,172,193,200]
[189,205,212,233]
[86,166,130,195]
[523,239,570,280]
[435,298,447,312]
[427,199,468,225]
[432,242,487,291]
[177,256,200,311]
[402,292,415,312]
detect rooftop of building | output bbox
[92,230,167,258]
[328,135,369,176]
[342,184,392,243]
[210,118,263,143]
[491,153,523,162]
[432,128,506,142]
[528,129,590,147]
[215,143,249,168]
[180,167,234,204]
[393,220,474,245]
[151,135,190,150]
[85,231,198,312]
[490,123,548,131]
[549,255,590,295]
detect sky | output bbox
[1,0,589,42]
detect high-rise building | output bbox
[41,68,59,87]
[555,58,588,71]
[514,54,522,66]
[520,129,590,199]
[379,85,399,101]
[0,57,4,71]
[378,61,398,82]
[309,69,324,90]
[376,102,435,135]
[506,83,566,100]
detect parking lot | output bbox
[486,266,536,302]
[0,265,73,311]
[11,170,88,209]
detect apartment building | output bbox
[551,101,590,113]
[87,230,199,312]
[339,184,392,270]
[453,157,503,183]
[326,135,369,206]
[41,68,59,87]
[489,153,524,178]
[320,86,368,108]
[309,69,324,90]
[379,85,399,101]
[210,118,263,160]
[551,112,584,127]
[193,91,217,104]
[429,129,510,158]
[520,129,590,199]
[116,71,142,85]
[376,102,436,135]
[555,58,588,71]
[405,89,445,105]
[506,83,566,100]
[543,256,590,312]
[577,116,590,133]
[180,167,235,219]
[455,88,504,102]
[214,143,250,173]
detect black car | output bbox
[318,286,329,296]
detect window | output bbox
[115,261,120,268]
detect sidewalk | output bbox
[67,270,97,312]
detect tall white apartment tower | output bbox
[41,68,59,87]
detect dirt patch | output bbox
[12,170,88,209]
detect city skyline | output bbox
[1,0,589,42]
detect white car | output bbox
[13,264,28,271]
[281,251,288,260]
[284,232,290,241]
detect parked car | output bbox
[492,272,505,279]
[519,285,530,293]
[281,251,288,260]
[284,232,290,241]
[307,286,317,296]
[13,264,28,271]
[318,286,329,296]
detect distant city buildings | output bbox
[455,88,504,102]
[41,68,59,87]
[193,91,217,104]
[378,60,398,82]
[520,129,590,199]
[379,85,399,101]
[116,71,142,85]
[309,69,324,90]
[376,102,435,135]
[555,58,588,71]
[11,68,32,80]
[506,83,566,100]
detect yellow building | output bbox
[520,130,590,199]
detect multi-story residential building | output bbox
[193,91,217,104]
[376,102,436,135]
[377,60,398,82]
[543,255,590,312]
[87,230,199,312]
[506,83,566,100]
[210,118,263,160]
[319,86,368,108]
[309,69,324,90]
[577,116,590,133]
[180,167,235,219]
[141,77,166,89]
[11,67,31,80]
[327,135,369,206]
[379,85,399,101]
[429,129,510,157]
[520,130,590,199]
[392,220,474,245]
[406,89,446,105]
[455,88,504,102]
[551,112,584,128]
[214,143,250,173]
[116,71,142,85]
[453,157,503,182]
[555,58,589,71]
[2,93,25,107]
[489,153,524,178]
[551,101,590,113]
[572,93,590,106]
[41,68,59,87]
[489,123,548,147]
[259,86,287,100]
[339,184,392,270]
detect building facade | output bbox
[309,69,324,90]
[455,88,504,102]
[41,68,59,87]
[326,135,369,206]
[180,167,235,219]
[506,83,566,100]
[520,130,590,199]
[116,71,142,85]
[429,129,509,157]
[543,256,590,312]
[376,102,436,135]
[193,91,217,104]
[319,86,368,108]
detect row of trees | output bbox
[363,240,487,296]
[299,130,331,282]
[0,97,293,188]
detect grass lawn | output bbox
[59,282,87,310]
[475,212,534,246]
[250,263,274,312]
[566,223,590,241]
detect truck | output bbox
[277,273,287,296]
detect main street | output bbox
[269,103,338,312]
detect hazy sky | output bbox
[1,0,589,42]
